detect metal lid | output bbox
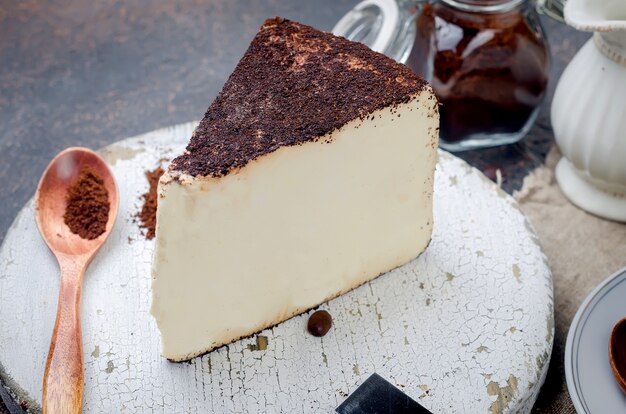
[440,0,526,13]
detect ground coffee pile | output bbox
[63,165,110,239]
[138,167,163,240]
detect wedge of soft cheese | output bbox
[151,17,439,361]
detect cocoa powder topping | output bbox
[172,17,428,177]
[138,167,164,240]
[63,166,110,240]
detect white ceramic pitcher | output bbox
[551,0,626,222]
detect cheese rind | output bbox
[151,92,438,361]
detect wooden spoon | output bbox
[609,317,626,395]
[35,147,118,413]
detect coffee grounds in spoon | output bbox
[137,166,164,240]
[63,165,110,240]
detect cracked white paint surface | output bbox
[0,123,553,413]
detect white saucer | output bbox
[565,266,626,413]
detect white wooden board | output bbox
[0,123,553,413]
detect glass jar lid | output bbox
[439,0,526,13]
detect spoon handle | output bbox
[43,261,85,414]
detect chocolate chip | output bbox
[307,310,332,337]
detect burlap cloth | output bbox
[514,149,626,413]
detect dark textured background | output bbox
[0,1,588,412]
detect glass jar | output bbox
[407,0,550,151]
[333,0,551,151]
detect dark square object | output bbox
[336,373,433,414]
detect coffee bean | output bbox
[307,310,332,337]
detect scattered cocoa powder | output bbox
[63,166,110,239]
[137,167,164,240]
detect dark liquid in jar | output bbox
[407,3,549,143]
